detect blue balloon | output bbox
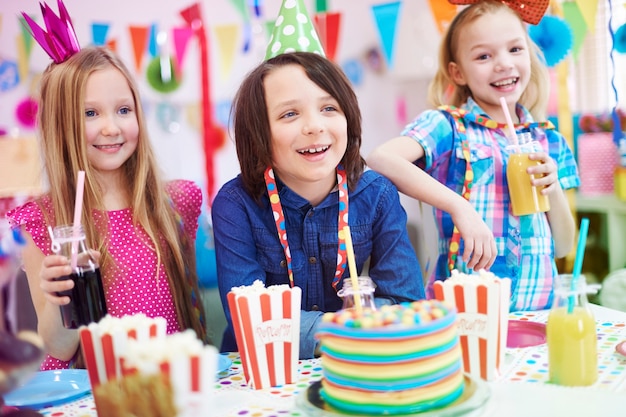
[0,60,19,92]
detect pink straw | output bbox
[71,170,86,269]
[499,97,519,148]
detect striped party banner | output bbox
[79,314,167,389]
[433,273,510,381]
[228,284,301,389]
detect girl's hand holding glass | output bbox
[527,152,559,194]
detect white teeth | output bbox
[95,144,121,149]
[298,145,329,154]
[493,78,517,87]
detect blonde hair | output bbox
[36,46,207,342]
[427,0,549,120]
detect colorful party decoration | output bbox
[214,23,240,80]
[529,15,573,67]
[341,58,363,86]
[428,0,457,34]
[371,1,402,69]
[562,1,588,60]
[146,56,181,93]
[615,23,626,54]
[313,11,341,61]
[172,26,194,77]
[148,23,158,58]
[575,0,598,34]
[265,0,325,60]
[91,22,109,46]
[128,25,150,73]
[15,97,38,129]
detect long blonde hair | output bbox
[36,46,207,343]
[428,0,549,120]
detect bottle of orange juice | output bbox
[546,274,598,386]
[506,132,550,216]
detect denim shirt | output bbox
[212,169,425,358]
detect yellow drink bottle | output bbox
[546,274,598,386]
[506,132,550,216]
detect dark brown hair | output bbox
[231,52,365,201]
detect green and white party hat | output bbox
[265,0,325,60]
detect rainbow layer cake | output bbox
[315,300,463,415]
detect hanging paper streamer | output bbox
[428,0,457,34]
[575,0,599,34]
[608,0,623,145]
[128,25,150,73]
[180,3,225,205]
[371,1,402,69]
[562,2,588,61]
[91,23,109,46]
[313,12,342,61]
[528,16,573,67]
[172,26,194,77]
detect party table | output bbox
[26,304,626,416]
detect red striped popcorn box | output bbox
[121,329,218,417]
[433,270,510,381]
[227,280,302,389]
[78,313,167,389]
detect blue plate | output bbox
[4,369,91,409]
[217,354,232,374]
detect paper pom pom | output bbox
[528,15,573,67]
[146,56,181,93]
[15,98,38,128]
[615,23,626,54]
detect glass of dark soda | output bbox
[51,225,107,329]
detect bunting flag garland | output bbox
[371,1,402,69]
[428,0,457,34]
[562,1,587,60]
[128,25,150,73]
[18,16,33,56]
[172,26,194,78]
[313,12,341,61]
[91,22,109,46]
[148,23,158,58]
[213,24,239,80]
[575,0,599,33]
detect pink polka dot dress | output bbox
[6,180,202,370]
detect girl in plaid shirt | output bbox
[367,1,579,310]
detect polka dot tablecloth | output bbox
[34,308,626,416]
[501,310,626,390]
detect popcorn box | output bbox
[227,281,301,389]
[79,314,167,389]
[121,330,218,417]
[433,271,510,381]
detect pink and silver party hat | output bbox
[21,0,80,64]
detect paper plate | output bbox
[295,374,490,417]
[4,369,91,409]
[507,320,546,348]
[217,354,232,375]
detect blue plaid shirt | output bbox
[402,98,580,310]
